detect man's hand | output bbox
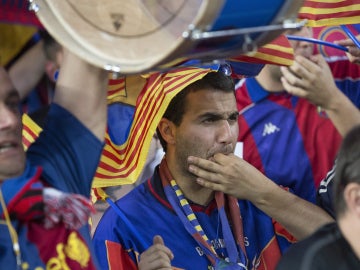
[280,55,339,109]
[187,154,271,202]
[138,235,173,270]
[335,34,360,64]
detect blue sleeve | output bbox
[26,103,104,196]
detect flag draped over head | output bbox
[298,0,360,27]
[22,67,215,188]
[93,66,214,187]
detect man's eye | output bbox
[203,118,216,123]
[229,113,239,122]
[7,100,21,113]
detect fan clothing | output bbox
[0,104,104,269]
[276,222,360,270]
[93,162,295,270]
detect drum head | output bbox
[33,0,223,74]
[33,0,304,74]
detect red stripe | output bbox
[22,137,32,148]
[299,11,360,21]
[23,123,39,140]
[105,241,137,270]
[302,0,355,9]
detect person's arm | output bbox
[53,48,108,140]
[8,41,46,100]
[280,55,360,137]
[188,154,333,240]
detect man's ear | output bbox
[158,118,176,146]
[343,183,360,217]
[45,60,58,83]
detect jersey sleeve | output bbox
[26,103,104,196]
[317,162,336,218]
[93,208,139,270]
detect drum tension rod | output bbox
[184,20,307,41]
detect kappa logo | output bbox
[262,122,280,136]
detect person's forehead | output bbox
[185,88,237,112]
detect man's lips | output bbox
[0,141,21,154]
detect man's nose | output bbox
[0,106,19,130]
[218,120,234,143]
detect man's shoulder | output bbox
[276,222,340,270]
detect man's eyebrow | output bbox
[199,112,223,119]
[199,111,238,119]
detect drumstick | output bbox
[340,25,360,49]
[286,35,349,52]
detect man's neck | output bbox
[166,157,214,206]
[176,179,215,206]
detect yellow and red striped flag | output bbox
[22,113,42,150]
[299,0,360,27]
[92,67,213,187]
[230,34,295,67]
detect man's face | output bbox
[0,67,26,181]
[288,27,314,58]
[173,88,239,177]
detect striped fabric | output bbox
[298,0,360,27]
[169,179,215,249]
[22,113,42,150]
[231,35,295,67]
[93,67,213,187]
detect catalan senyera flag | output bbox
[93,67,214,187]
[230,34,295,67]
[299,0,360,27]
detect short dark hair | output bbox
[156,71,235,152]
[40,31,62,62]
[334,124,360,216]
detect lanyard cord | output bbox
[0,188,22,268]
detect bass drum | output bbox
[31,0,304,74]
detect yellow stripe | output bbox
[300,5,360,15]
[180,199,188,206]
[306,0,347,3]
[246,52,294,66]
[187,213,196,221]
[303,16,360,27]
[175,189,182,196]
[170,180,177,185]
[22,114,42,150]
[262,44,294,54]
[195,225,202,232]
